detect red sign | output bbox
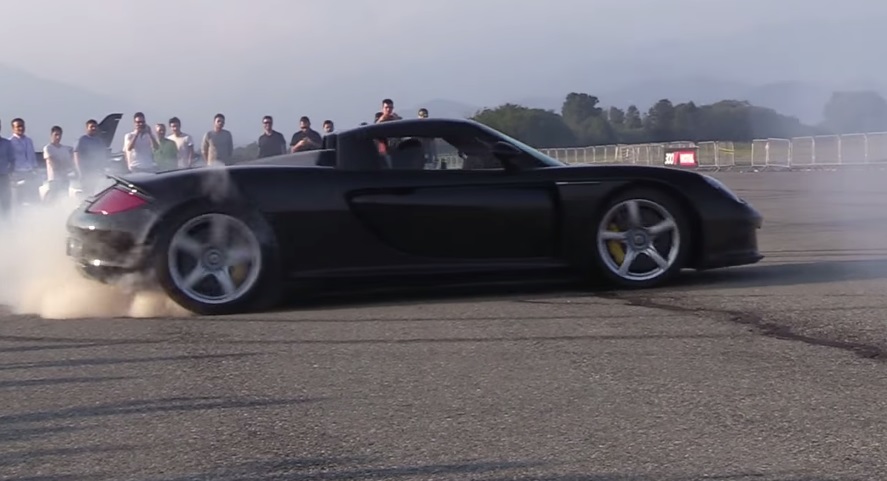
[665,150,697,167]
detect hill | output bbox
[0,63,135,144]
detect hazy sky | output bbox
[4,0,886,144]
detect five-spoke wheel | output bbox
[166,213,263,306]
[593,189,688,287]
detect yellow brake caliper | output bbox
[606,223,625,264]
[229,264,249,285]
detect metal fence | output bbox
[536,131,887,169]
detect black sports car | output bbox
[66,118,763,315]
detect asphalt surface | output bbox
[3,169,887,480]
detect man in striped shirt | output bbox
[8,118,40,205]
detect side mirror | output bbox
[491,141,522,159]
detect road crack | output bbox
[598,293,886,361]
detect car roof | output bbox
[337,117,483,137]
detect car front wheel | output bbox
[591,188,690,288]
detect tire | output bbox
[152,203,282,315]
[589,187,691,289]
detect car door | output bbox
[346,136,560,261]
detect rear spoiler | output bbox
[102,172,155,201]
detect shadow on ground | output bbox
[7,459,853,481]
[7,258,885,318]
[4,454,853,481]
[0,395,323,426]
[265,257,887,312]
[0,396,327,469]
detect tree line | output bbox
[471,90,887,149]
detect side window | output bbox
[385,135,503,171]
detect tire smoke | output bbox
[200,161,235,202]
[0,188,190,319]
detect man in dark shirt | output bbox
[74,119,108,185]
[257,116,287,158]
[290,116,323,152]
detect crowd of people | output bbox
[0,98,427,217]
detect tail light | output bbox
[86,187,148,215]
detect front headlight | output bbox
[702,174,744,203]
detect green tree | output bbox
[607,107,625,128]
[642,99,676,142]
[693,100,753,141]
[472,104,577,147]
[672,102,700,140]
[559,93,615,144]
[460,91,854,148]
[561,93,604,128]
[624,105,642,130]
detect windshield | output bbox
[475,122,566,167]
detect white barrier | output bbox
[536,131,887,169]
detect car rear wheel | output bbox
[591,188,690,288]
[154,207,280,315]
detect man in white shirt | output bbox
[123,112,159,173]
[167,116,194,168]
[42,125,74,203]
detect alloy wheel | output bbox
[167,213,263,305]
[596,198,681,282]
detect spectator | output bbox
[376,98,401,123]
[374,99,402,156]
[123,112,159,173]
[167,117,194,168]
[0,121,13,219]
[42,125,74,202]
[257,115,287,158]
[413,108,436,163]
[322,120,335,135]
[74,119,109,195]
[202,113,233,166]
[8,118,40,204]
[153,123,178,171]
[289,116,322,152]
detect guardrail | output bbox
[536,131,887,169]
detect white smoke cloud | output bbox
[0,183,190,319]
[200,161,233,202]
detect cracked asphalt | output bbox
[3,168,887,480]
